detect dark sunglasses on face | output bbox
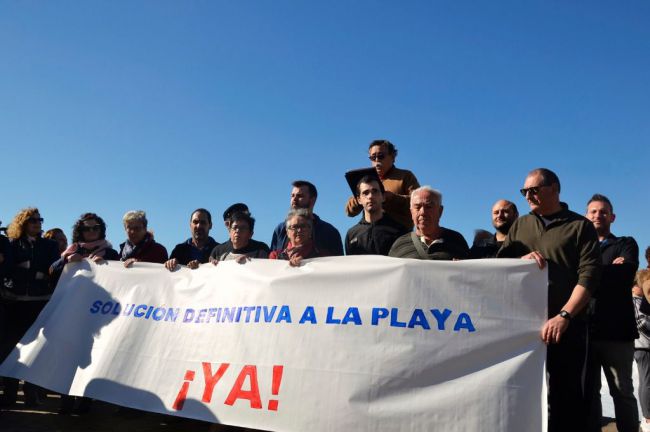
[28,217,44,223]
[368,153,385,162]
[519,185,548,197]
[82,225,102,232]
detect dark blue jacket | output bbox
[271,214,343,256]
[7,237,60,298]
[170,237,219,265]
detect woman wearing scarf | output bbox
[269,208,330,267]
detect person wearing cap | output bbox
[222,203,249,231]
[210,212,269,263]
[345,140,419,230]
[165,209,219,270]
[388,186,469,260]
[270,180,343,256]
[345,174,408,256]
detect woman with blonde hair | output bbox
[0,207,59,407]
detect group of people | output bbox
[0,139,647,432]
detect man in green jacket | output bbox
[498,168,601,432]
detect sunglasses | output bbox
[368,153,385,162]
[82,225,102,232]
[28,217,44,223]
[519,185,549,197]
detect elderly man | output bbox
[165,209,219,270]
[583,194,639,432]
[119,210,168,267]
[345,175,409,256]
[346,139,419,230]
[210,212,269,262]
[469,199,519,258]
[388,186,469,260]
[271,180,343,256]
[497,168,601,432]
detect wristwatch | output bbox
[559,310,572,321]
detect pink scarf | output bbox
[62,239,112,261]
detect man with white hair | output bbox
[388,186,469,260]
[119,210,168,267]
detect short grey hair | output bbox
[285,208,313,230]
[123,210,148,228]
[411,186,442,207]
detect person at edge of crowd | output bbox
[50,212,119,415]
[43,228,68,254]
[469,199,519,259]
[583,194,640,432]
[345,139,420,230]
[269,208,330,266]
[0,208,59,407]
[165,209,219,271]
[388,186,469,260]
[497,168,601,432]
[633,269,650,432]
[222,203,249,231]
[270,180,343,256]
[210,212,269,264]
[345,174,409,256]
[119,210,168,267]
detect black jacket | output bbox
[169,237,219,265]
[590,234,639,341]
[6,237,60,298]
[345,214,409,256]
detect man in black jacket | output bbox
[165,209,219,270]
[345,175,408,256]
[584,194,640,432]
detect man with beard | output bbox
[469,199,519,258]
[583,194,640,432]
[345,175,409,256]
[165,209,219,270]
[497,168,601,432]
[345,140,419,230]
[388,186,469,260]
[271,180,343,255]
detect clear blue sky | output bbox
[1,1,648,261]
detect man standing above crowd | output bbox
[497,168,600,432]
[345,140,419,230]
[271,180,343,256]
[583,194,639,432]
[388,186,469,260]
[469,199,518,258]
[345,175,409,256]
[120,210,168,267]
[165,209,219,270]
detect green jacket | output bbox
[497,204,601,319]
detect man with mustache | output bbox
[469,199,519,259]
[345,139,419,230]
[165,208,219,270]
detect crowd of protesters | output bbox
[0,139,648,432]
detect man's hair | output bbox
[285,208,313,230]
[355,175,385,197]
[44,228,65,241]
[229,211,255,232]
[123,210,148,228]
[410,186,443,207]
[645,246,650,265]
[292,180,317,199]
[368,139,398,157]
[191,208,212,225]
[587,194,613,213]
[528,168,561,192]
[72,213,107,243]
[7,207,40,239]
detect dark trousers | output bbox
[547,319,589,432]
[636,349,650,420]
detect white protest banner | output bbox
[0,256,547,431]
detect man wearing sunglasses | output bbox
[498,168,601,432]
[345,140,419,230]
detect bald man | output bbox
[469,199,518,259]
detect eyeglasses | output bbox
[520,185,549,197]
[28,217,44,223]
[230,225,250,232]
[287,224,310,232]
[82,225,102,232]
[368,153,385,162]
